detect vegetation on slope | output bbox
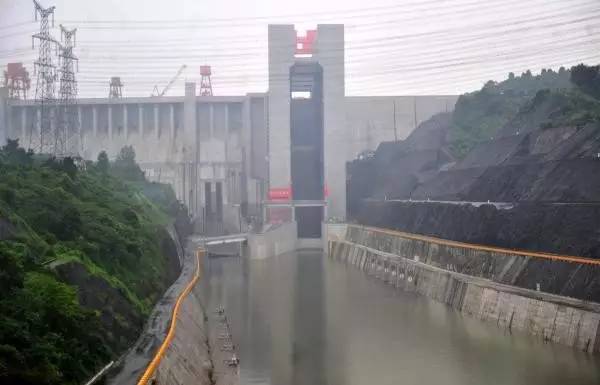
[0,142,185,385]
[448,66,600,158]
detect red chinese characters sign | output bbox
[268,187,292,201]
[296,30,317,55]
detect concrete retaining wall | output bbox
[328,224,600,353]
[345,224,600,302]
[153,286,212,384]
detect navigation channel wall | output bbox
[327,224,600,353]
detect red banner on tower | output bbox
[268,187,292,201]
[296,30,317,55]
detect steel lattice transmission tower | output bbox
[32,0,58,154]
[57,24,79,156]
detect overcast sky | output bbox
[0,0,598,98]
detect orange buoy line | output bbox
[357,225,600,266]
[136,248,204,385]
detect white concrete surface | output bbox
[248,222,298,259]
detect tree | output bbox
[61,157,77,178]
[1,139,33,166]
[112,146,145,181]
[116,145,136,165]
[570,64,600,98]
[97,151,109,174]
[483,80,497,90]
[56,206,81,241]
[508,72,515,80]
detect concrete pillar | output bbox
[316,24,346,220]
[241,97,252,206]
[77,106,82,150]
[170,103,175,139]
[123,105,128,139]
[184,82,197,164]
[0,88,7,145]
[267,24,296,191]
[77,106,82,135]
[209,103,214,138]
[108,105,113,139]
[36,108,41,136]
[154,104,159,138]
[21,107,26,139]
[224,103,229,134]
[92,106,98,137]
[138,104,144,136]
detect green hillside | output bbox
[448,66,588,158]
[0,142,186,385]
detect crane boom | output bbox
[152,65,187,97]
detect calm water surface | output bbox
[201,250,600,385]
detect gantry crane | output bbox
[151,64,187,97]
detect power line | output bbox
[2,1,596,98]
[0,0,595,41]
[71,35,599,80]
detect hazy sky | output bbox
[0,0,598,98]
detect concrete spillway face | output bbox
[290,62,324,238]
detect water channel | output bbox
[201,250,600,385]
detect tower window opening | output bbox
[291,91,312,99]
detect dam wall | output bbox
[328,224,600,353]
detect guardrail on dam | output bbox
[326,223,600,353]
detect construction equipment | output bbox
[152,65,187,97]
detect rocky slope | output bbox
[349,65,600,258]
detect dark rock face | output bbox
[55,261,144,354]
[173,206,193,241]
[347,112,457,216]
[356,201,600,301]
[160,227,183,284]
[357,201,600,260]
[53,226,185,357]
[348,113,600,259]
[0,218,16,241]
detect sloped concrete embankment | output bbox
[106,239,210,385]
[151,285,213,384]
[108,235,239,385]
[328,224,600,353]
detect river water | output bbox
[201,250,600,385]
